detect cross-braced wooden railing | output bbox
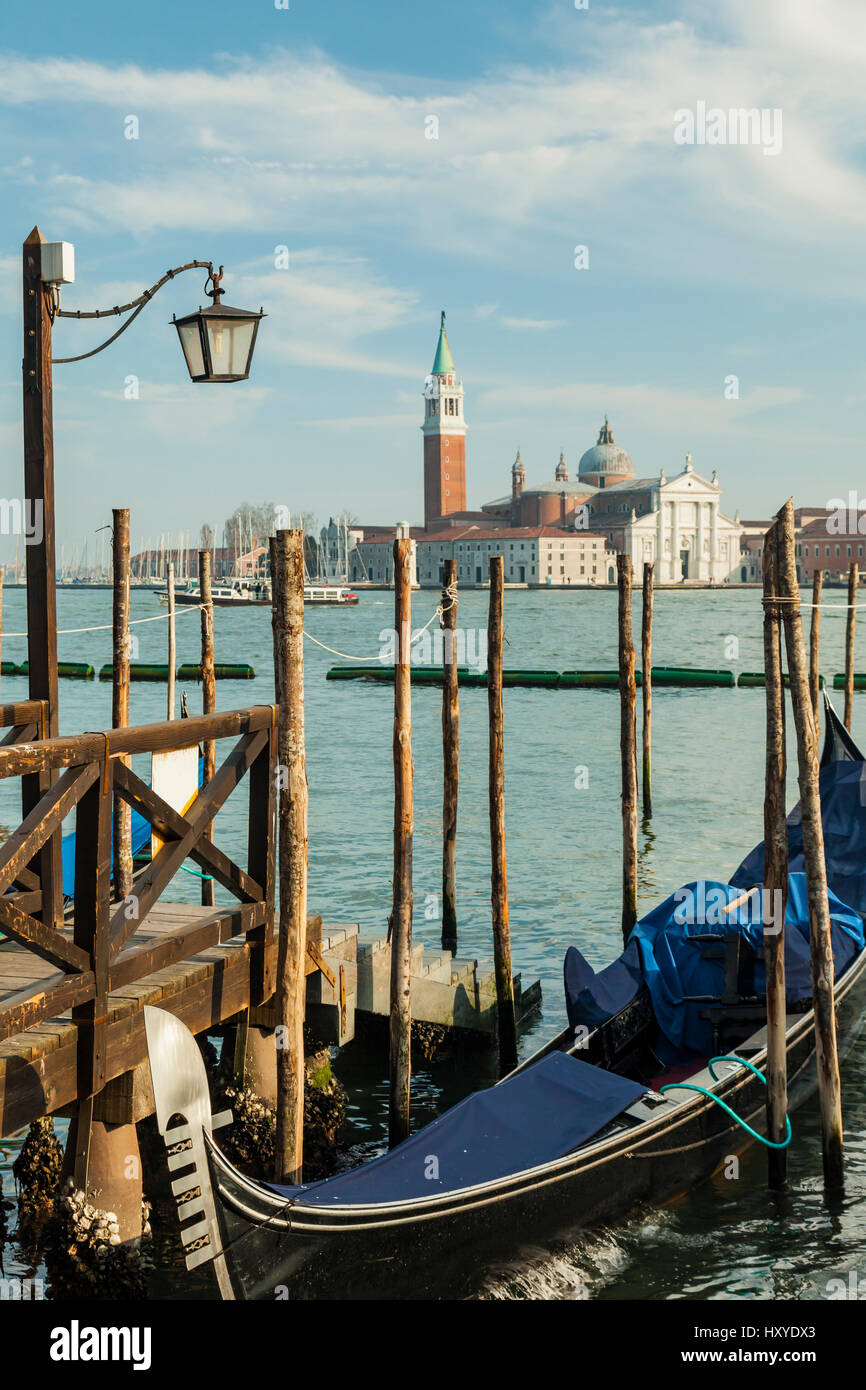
[0,705,277,1098]
[0,700,50,919]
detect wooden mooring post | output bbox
[809,566,823,727]
[166,560,176,720]
[761,520,789,1187]
[22,227,62,929]
[441,557,459,954]
[845,561,858,732]
[112,508,132,901]
[271,529,308,1186]
[618,554,638,944]
[488,555,517,1074]
[776,499,844,1189]
[389,537,414,1146]
[641,561,653,817]
[199,549,216,908]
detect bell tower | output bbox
[422,311,467,529]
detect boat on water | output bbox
[143,694,866,1300]
[156,578,359,607]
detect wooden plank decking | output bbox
[0,902,275,1136]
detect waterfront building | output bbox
[482,421,743,583]
[739,509,848,585]
[415,525,612,588]
[799,512,866,584]
[350,521,420,586]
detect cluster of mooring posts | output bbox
[0,527,537,1255]
[761,501,842,1189]
[613,513,854,1192]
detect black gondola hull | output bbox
[205,943,866,1300]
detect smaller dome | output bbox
[578,418,634,481]
[555,451,568,482]
[512,448,525,475]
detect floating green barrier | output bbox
[99,663,171,682]
[1,661,20,676]
[501,670,560,688]
[326,665,487,685]
[651,667,735,687]
[739,672,824,689]
[176,663,255,680]
[406,665,451,686]
[326,665,386,681]
[326,665,738,689]
[17,660,94,680]
[558,670,629,689]
[833,673,866,690]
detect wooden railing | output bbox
[0,699,50,919]
[0,705,277,1097]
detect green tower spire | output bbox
[432,309,455,374]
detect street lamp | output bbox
[21,226,266,925]
[172,267,264,383]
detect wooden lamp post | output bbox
[21,227,265,923]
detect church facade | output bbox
[482,419,744,584]
[586,451,743,585]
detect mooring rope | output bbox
[0,604,205,639]
[302,584,458,663]
[762,596,866,611]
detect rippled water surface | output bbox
[2,582,866,1299]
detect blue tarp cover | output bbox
[628,873,864,1061]
[565,938,643,1034]
[271,1051,646,1206]
[61,809,152,897]
[732,758,866,917]
[565,752,866,1062]
[59,754,204,896]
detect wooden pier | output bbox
[0,701,277,1140]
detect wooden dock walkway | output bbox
[0,902,269,1135]
[0,700,279,1142]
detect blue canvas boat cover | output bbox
[566,722,866,1060]
[270,1051,646,1207]
[731,757,866,917]
[565,938,643,1034]
[627,872,864,1061]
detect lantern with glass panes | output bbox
[172,267,265,383]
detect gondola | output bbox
[143,694,866,1300]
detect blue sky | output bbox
[1,0,864,558]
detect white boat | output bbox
[157,578,358,607]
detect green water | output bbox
[1,583,865,1300]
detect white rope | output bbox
[763,597,866,611]
[0,604,205,639]
[303,588,457,663]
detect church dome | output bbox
[578,418,634,481]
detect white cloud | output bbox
[475,378,806,440]
[0,14,864,294]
